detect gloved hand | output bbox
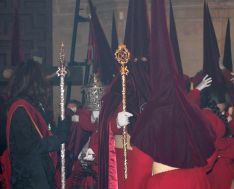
[219,62,225,70]
[83,148,95,161]
[71,115,79,122]
[196,75,212,91]
[91,110,100,123]
[218,56,225,70]
[230,72,234,83]
[227,107,233,123]
[117,111,133,128]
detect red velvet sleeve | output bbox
[229,114,234,135]
[78,110,96,132]
[205,151,218,173]
[202,109,225,139]
[191,72,203,87]
[122,147,152,189]
[216,138,234,159]
[187,89,201,106]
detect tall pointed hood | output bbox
[124,0,151,106]
[124,0,150,61]
[131,0,215,168]
[223,18,232,71]
[98,1,151,188]
[111,11,119,53]
[203,2,224,86]
[170,0,183,78]
[88,0,117,85]
[87,18,95,64]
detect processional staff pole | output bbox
[56,42,67,189]
[114,44,130,179]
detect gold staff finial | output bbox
[114,44,130,179]
[115,44,130,65]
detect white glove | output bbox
[219,57,224,70]
[228,107,233,116]
[91,110,100,123]
[227,107,233,122]
[227,115,232,123]
[83,148,95,161]
[71,115,79,122]
[78,151,82,160]
[230,72,234,84]
[219,63,225,70]
[196,75,212,91]
[117,111,133,128]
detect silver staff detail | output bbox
[56,42,67,189]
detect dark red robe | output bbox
[203,109,234,189]
[66,109,98,189]
[122,147,211,189]
[188,89,201,106]
[1,99,59,189]
[109,105,132,189]
[100,103,134,189]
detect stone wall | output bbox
[53,0,234,75]
[171,0,234,76]
[52,0,234,117]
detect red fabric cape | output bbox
[2,99,59,189]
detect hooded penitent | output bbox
[192,3,224,88]
[223,19,232,72]
[124,0,151,107]
[222,19,234,103]
[203,2,224,87]
[111,11,119,54]
[98,0,151,188]
[131,0,215,168]
[89,0,118,85]
[170,0,184,87]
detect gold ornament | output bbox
[115,44,130,179]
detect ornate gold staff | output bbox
[56,42,67,189]
[114,44,130,179]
